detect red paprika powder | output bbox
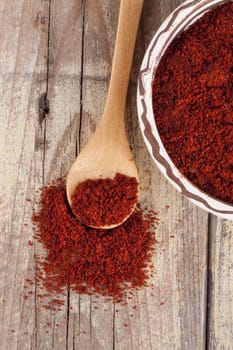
[32,178,158,303]
[71,173,138,227]
[152,3,233,204]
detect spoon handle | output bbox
[104,0,144,116]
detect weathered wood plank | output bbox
[208,218,233,350]
[70,1,118,349]
[0,0,49,349]
[34,0,83,349]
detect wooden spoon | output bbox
[66,0,143,228]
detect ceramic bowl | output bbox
[137,0,233,219]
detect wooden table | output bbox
[0,1,232,349]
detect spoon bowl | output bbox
[66,117,139,229]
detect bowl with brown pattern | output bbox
[137,0,233,219]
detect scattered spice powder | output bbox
[32,178,158,304]
[153,3,233,204]
[71,173,139,227]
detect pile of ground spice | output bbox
[32,178,158,304]
[152,3,233,204]
[71,173,138,227]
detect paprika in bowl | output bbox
[137,0,233,219]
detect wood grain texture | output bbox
[0,0,232,349]
[73,1,117,348]
[208,218,233,350]
[35,1,83,349]
[0,0,49,349]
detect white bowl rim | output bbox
[137,0,233,220]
